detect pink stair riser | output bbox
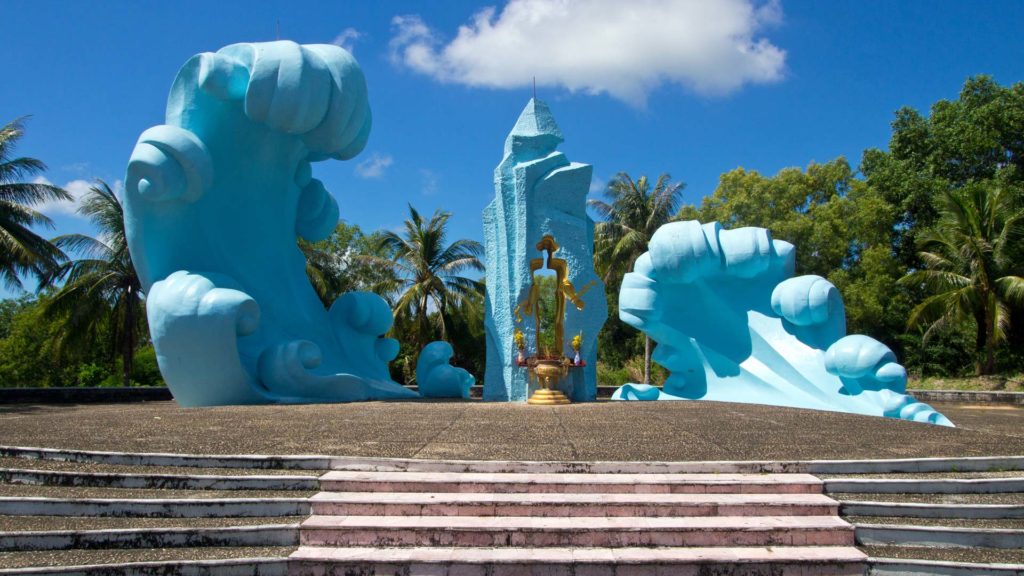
[287,545,868,576]
[310,501,838,517]
[298,516,854,548]
[318,480,821,494]
[289,560,867,576]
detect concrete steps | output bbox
[319,470,824,493]
[295,470,864,575]
[309,491,839,517]
[824,472,1024,572]
[290,545,868,575]
[300,514,854,547]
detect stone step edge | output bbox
[0,557,289,576]
[4,445,1023,474]
[288,545,868,564]
[869,557,1024,576]
[310,491,839,503]
[0,468,319,490]
[0,524,299,552]
[826,477,1024,494]
[0,496,311,518]
[0,446,329,470]
[319,470,823,484]
[855,523,1024,549]
[841,500,1024,519]
[301,514,854,530]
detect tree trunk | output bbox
[643,335,652,384]
[974,305,988,376]
[123,292,134,387]
[984,296,997,375]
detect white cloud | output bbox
[420,169,439,196]
[389,0,786,106]
[32,176,91,218]
[332,27,363,52]
[589,176,606,195]
[354,153,393,179]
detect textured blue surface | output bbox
[612,220,953,427]
[125,41,417,406]
[416,341,475,399]
[483,100,607,402]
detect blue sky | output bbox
[5,0,1024,297]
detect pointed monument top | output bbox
[504,98,564,159]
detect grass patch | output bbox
[908,375,1024,392]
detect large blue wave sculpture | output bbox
[124,41,417,406]
[612,220,953,427]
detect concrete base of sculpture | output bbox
[612,220,953,427]
[124,41,418,406]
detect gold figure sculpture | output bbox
[514,235,595,405]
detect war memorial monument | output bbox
[2,39,1022,576]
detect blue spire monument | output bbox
[483,99,607,402]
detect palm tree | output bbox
[588,172,685,384]
[371,204,483,357]
[899,183,1024,375]
[42,180,146,386]
[0,117,71,289]
[300,222,398,308]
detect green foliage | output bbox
[899,183,1024,374]
[596,357,668,387]
[299,221,398,308]
[534,274,559,357]
[372,204,484,360]
[0,117,71,290]
[0,292,164,388]
[590,172,684,382]
[41,180,147,387]
[689,158,906,341]
[299,212,485,384]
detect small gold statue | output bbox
[514,235,595,405]
[514,235,595,358]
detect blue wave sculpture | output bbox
[124,41,417,406]
[416,341,475,399]
[612,220,953,427]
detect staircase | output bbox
[291,470,867,575]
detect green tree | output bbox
[863,75,1024,374]
[42,181,147,387]
[899,183,1024,375]
[692,158,906,342]
[0,117,70,289]
[589,172,684,384]
[372,205,484,358]
[300,221,398,307]
[863,75,1024,266]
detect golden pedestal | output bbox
[527,359,571,405]
[528,388,571,405]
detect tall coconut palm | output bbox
[0,117,71,289]
[899,183,1024,375]
[588,172,685,384]
[42,180,146,386]
[371,205,483,356]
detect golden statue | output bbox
[514,235,595,405]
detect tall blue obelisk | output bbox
[482,99,607,402]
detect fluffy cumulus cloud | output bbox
[389,0,786,105]
[30,177,124,219]
[354,153,394,179]
[331,27,363,53]
[32,177,92,217]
